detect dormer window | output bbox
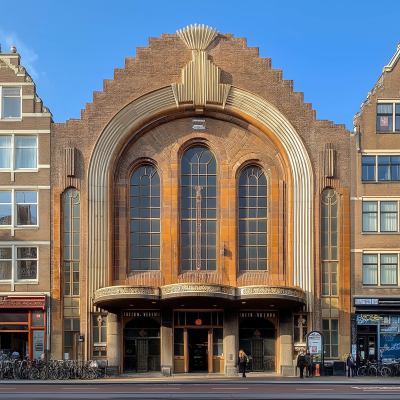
[377,102,400,132]
[1,87,21,119]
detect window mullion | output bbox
[378,201,381,233]
[11,134,15,172]
[0,86,2,119]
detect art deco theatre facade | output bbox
[50,26,351,375]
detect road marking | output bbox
[141,388,181,390]
[62,388,98,390]
[297,389,333,390]
[212,388,249,390]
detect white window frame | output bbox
[0,134,38,171]
[0,86,22,119]
[0,189,39,228]
[362,199,399,233]
[362,155,400,182]
[363,251,400,286]
[377,100,400,133]
[0,244,39,283]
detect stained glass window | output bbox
[181,147,217,271]
[238,166,268,271]
[130,165,160,271]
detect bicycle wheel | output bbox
[29,368,40,380]
[357,367,366,376]
[368,366,377,376]
[381,366,392,377]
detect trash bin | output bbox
[333,361,346,376]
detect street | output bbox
[2,381,400,399]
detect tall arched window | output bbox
[238,166,268,271]
[181,146,217,271]
[321,188,339,358]
[130,165,160,271]
[63,188,80,360]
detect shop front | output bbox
[354,297,400,365]
[0,295,46,359]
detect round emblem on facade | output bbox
[195,319,202,326]
[35,314,41,319]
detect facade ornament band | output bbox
[172,24,231,111]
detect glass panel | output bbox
[3,97,21,118]
[380,202,398,232]
[181,147,217,270]
[130,166,160,271]
[238,166,268,271]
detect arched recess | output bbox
[87,85,314,310]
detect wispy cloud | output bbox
[0,30,39,80]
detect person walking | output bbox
[238,349,247,378]
[305,349,311,378]
[297,352,306,379]
[347,353,355,377]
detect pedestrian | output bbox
[238,349,247,378]
[347,353,355,377]
[297,352,306,379]
[305,349,311,378]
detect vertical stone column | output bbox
[161,309,173,376]
[224,309,238,376]
[107,311,121,371]
[279,310,294,376]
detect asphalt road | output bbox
[2,383,400,399]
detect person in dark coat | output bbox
[238,349,247,378]
[297,352,306,379]
[347,353,355,377]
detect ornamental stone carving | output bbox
[172,24,231,110]
[161,283,235,297]
[239,286,306,301]
[94,286,159,300]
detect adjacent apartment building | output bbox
[50,25,351,375]
[352,42,400,366]
[0,45,51,359]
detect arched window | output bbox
[181,146,217,271]
[63,188,80,360]
[238,166,268,271]
[321,188,339,358]
[130,165,160,271]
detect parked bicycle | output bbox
[0,358,105,380]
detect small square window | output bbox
[2,88,21,119]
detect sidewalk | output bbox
[1,373,400,385]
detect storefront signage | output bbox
[356,314,383,325]
[355,299,379,305]
[94,343,107,347]
[307,331,323,363]
[0,296,45,309]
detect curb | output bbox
[0,378,399,385]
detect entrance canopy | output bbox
[93,283,305,310]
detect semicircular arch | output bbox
[87,85,313,311]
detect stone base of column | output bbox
[281,365,296,376]
[226,365,238,376]
[162,366,172,376]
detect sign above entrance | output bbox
[195,319,202,326]
[355,298,379,305]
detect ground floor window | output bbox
[322,318,339,357]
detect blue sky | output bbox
[1,0,399,129]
